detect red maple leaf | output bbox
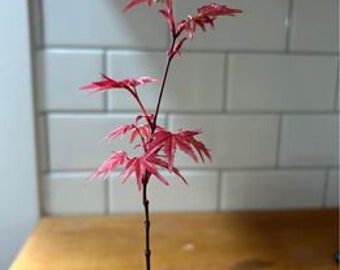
[80,74,157,92]
[123,0,160,12]
[121,152,186,191]
[105,114,161,145]
[158,0,175,36]
[148,129,211,171]
[89,150,186,190]
[89,151,128,180]
[177,3,242,38]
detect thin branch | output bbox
[152,38,177,132]
[142,175,151,270]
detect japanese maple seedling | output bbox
[80,1,242,269]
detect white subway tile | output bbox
[108,171,219,213]
[279,115,338,166]
[169,115,279,168]
[42,173,106,215]
[325,170,339,208]
[107,51,225,112]
[221,170,325,210]
[47,114,165,170]
[290,0,338,52]
[38,50,104,111]
[174,0,289,51]
[227,54,337,111]
[42,0,167,48]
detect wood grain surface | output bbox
[10,209,339,270]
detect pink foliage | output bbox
[147,129,211,171]
[177,3,242,39]
[80,74,157,92]
[81,0,242,190]
[90,151,128,180]
[123,0,160,12]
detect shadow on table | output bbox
[230,259,274,270]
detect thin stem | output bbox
[152,38,177,132]
[132,124,147,152]
[128,88,153,127]
[142,176,151,270]
[142,33,178,270]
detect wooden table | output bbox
[10,209,338,270]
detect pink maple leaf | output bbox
[89,151,128,180]
[120,151,187,191]
[169,37,187,57]
[158,0,175,36]
[129,124,152,143]
[104,122,151,150]
[148,129,212,171]
[123,0,160,12]
[120,153,167,191]
[177,3,242,38]
[105,124,135,141]
[80,74,157,92]
[105,114,161,144]
[148,155,187,184]
[88,149,186,191]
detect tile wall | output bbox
[32,0,339,215]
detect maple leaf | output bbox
[120,151,187,191]
[89,151,128,180]
[169,37,187,57]
[158,0,175,36]
[131,114,155,142]
[177,3,242,38]
[105,124,135,141]
[88,149,186,191]
[129,124,152,143]
[148,129,212,171]
[123,0,160,12]
[80,74,157,92]
[104,122,151,152]
[105,114,162,144]
[148,155,187,184]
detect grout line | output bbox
[37,117,51,215]
[42,171,93,177]
[39,110,339,116]
[103,50,110,112]
[44,166,339,175]
[334,55,339,111]
[216,170,223,212]
[175,165,340,171]
[180,49,337,56]
[42,112,169,122]
[43,48,105,54]
[221,111,338,115]
[46,45,169,52]
[222,53,229,113]
[45,166,339,184]
[43,116,52,174]
[164,112,169,129]
[43,46,339,57]
[322,170,330,208]
[169,111,335,115]
[275,115,283,169]
[104,181,110,214]
[285,0,294,52]
[43,111,144,117]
